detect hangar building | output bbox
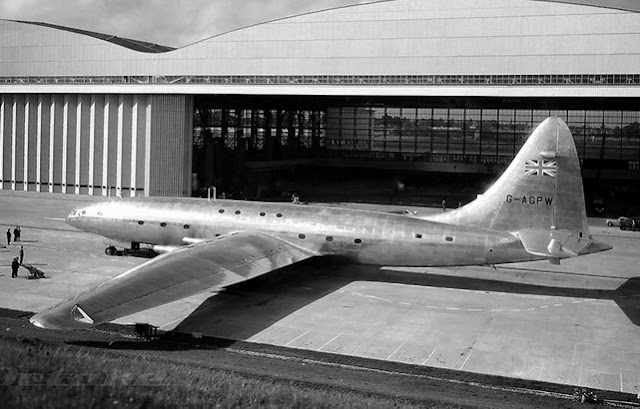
[1,0,640,202]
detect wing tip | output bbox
[30,304,95,330]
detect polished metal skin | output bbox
[31,117,611,330]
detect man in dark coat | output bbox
[11,257,19,278]
[6,229,10,245]
[19,246,24,265]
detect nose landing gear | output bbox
[105,246,118,256]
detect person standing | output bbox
[13,227,19,242]
[19,245,24,265]
[5,229,10,246]
[11,257,19,278]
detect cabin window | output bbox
[81,210,86,215]
[215,234,221,237]
[415,233,423,239]
[354,238,362,244]
[183,224,190,229]
[138,221,144,225]
[235,210,241,215]
[445,236,454,242]
[276,213,283,218]
[219,209,225,214]
[326,236,334,242]
[160,222,167,227]
[260,212,266,216]
[298,234,306,239]
[97,211,103,216]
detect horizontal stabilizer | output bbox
[516,228,589,260]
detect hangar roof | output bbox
[3,0,640,85]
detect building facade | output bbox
[1,0,640,197]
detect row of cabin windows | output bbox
[415,233,455,242]
[213,210,456,243]
[137,220,191,229]
[298,233,362,244]
[218,209,284,218]
[135,209,285,227]
[135,215,454,243]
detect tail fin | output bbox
[427,117,610,260]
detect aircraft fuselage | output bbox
[67,197,535,267]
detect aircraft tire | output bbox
[105,246,117,256]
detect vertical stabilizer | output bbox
[426,117,598,259]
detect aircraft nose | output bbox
[65,208,79,226]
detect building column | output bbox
[130,96,138,197]
[22,99,29,191]
[116,95,123,197]
[144,98,151,197]
[48,98,55,193]
[0,98,4,190]
[49,95,56,193]
[74,99,81,194]
[11,98,16,190]
[61,96,68,193]
[102,98,109,196]
[88,96,95,195]
[36,96,42,192]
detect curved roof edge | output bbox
[534,0,640,13]
[8,19,175,53]
[179,0,388,49]
[181,0,640,49]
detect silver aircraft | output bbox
[31,117,611,330]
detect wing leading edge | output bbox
[31,232,318,330]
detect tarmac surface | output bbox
[1,190,639,395]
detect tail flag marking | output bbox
[524,159,557,177]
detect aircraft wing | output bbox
[30,232,318,330]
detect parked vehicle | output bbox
[606,216,629,227]
[620,218,640,231]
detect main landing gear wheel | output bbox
[105,246,117,256]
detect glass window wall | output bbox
[603,111,622,160]
[464,109,481,157]
[432,108,448,155]
[585,111,604,159]
[416,108,433,153]
[621,111,640,161]
[194,106,640,172]
[320,107,640,168]
[567,110,586,159]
